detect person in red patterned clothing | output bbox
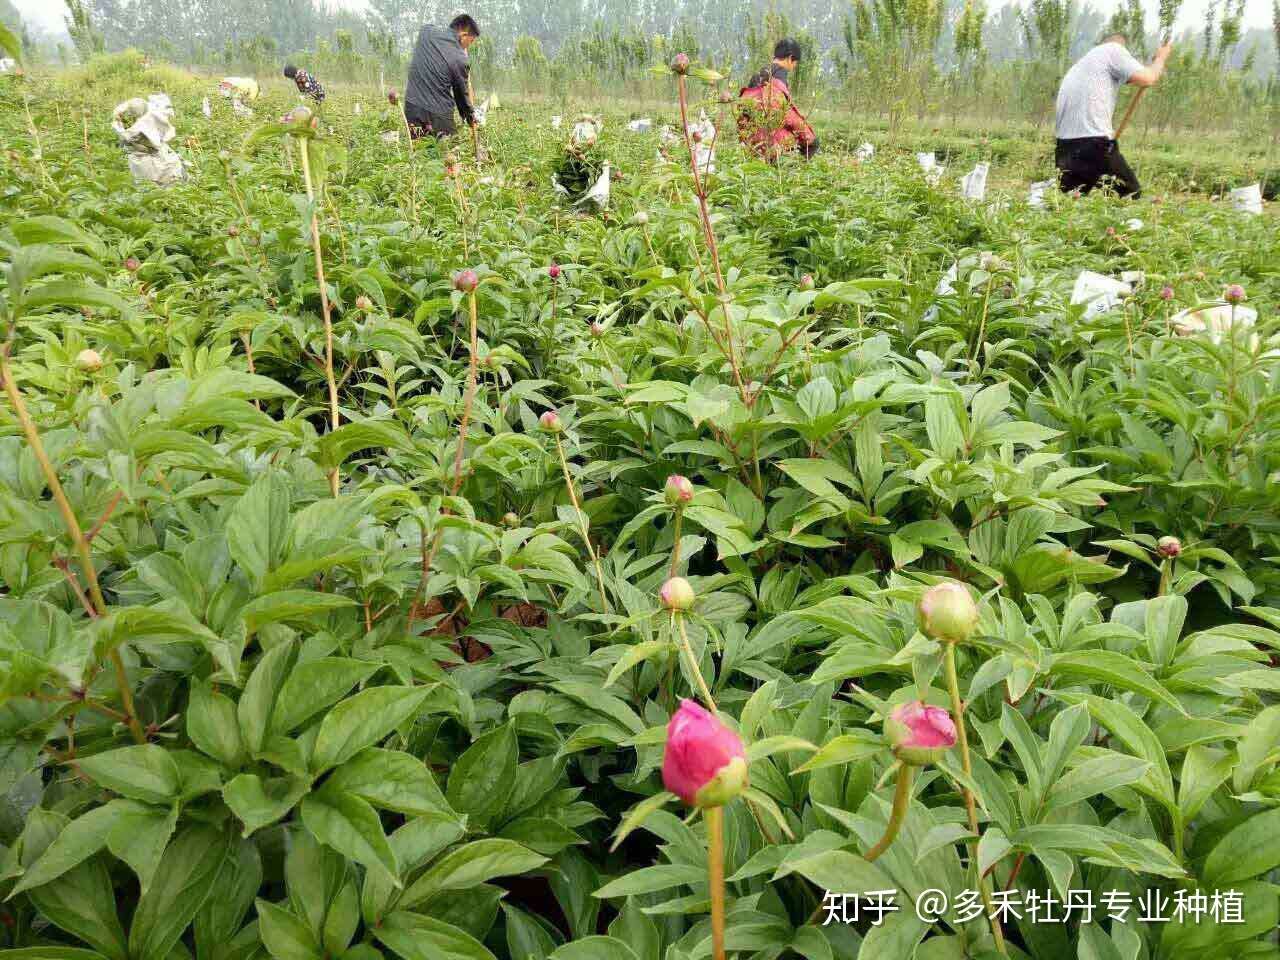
[283,65,326,104]
[736,39,818,161]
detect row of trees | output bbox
[15,0,1280,133]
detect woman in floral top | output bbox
[283,65,325,104]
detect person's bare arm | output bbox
[1129,42,1172,87]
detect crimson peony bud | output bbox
[453,269,479,293]
[502,511,520,527]
[538,410,562,433]
[1224,284,1246,304]
[1105,226,1116,237]
[662,699,748,808]
[124,257,140,273]
[355,295,373,311]
[659,576,695,611]
[75,349,103,372]
[1159,285,1174,301]
[388,89,399,105]
[227,225,239,238]
[1156,536,1182,559]
[664,475,694,507]
[885,701,957,766]
[799,274,815,291]
[548,262,561,280]
[671,53,691,75]
[918,581,979,644]
[589,321,604,338]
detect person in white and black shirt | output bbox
[1054,34,1171,198]
[283,65,325,104]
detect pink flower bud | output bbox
[124,257,140,273]
[227,224,240,238]
[1159,285,1174,301]
[671,53,691,75]
[885,700,956,766]
[918,581,979,644]
[799,274,815,291]
[589,321,604,338]
[548,262,561,280]
[502,511,520,527]
[538,410,562,433]
[453,269,479,293]
[1224,284,1246,304]
[75,349,103,373]
[387,89,399,106]
[1156,536,1182,559]
[355,295,373,312]
[659,576,695,611]
[1105,226,1116,237]
[664,475,694,507]
[662,699,748,807]
[691,130,703,143]
[631,211,649,226]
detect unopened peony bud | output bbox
[388,89,399,105]
[662,699,748,808]
[885,701,956,766]
[75,349,103,373]
[1105,226,1116,237]
[502,512,520,527]
[1224,284,1246,304]
[918,581,979,644]
[227,225,239,238]
[589,321,604,338]
[453,269,479,293]
[538,410,562,433]
[124,257,140,273]
[548,262,561,280]
[1159,285,1174,301]
[218,149,231,164]
[1156,536,1182,559]
[631,211,649,226]
[355,295,373,311]
[664,475,694,507]
[671,53,690,75]
[799,274,815,290]
[691,130,702,143]
[659,576,695,611]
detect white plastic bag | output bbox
[201,97,211,119]
[916,152,944,185]
[551,115,562,130]
[475,95,494,126]
[627,118,652,133]
[1028,180,1053,208]
[1125,218,1144,232]
[0,58,15,74]
[578,161,611,210]
[354,101,362,116]
[231,97,253,119]
[380,130,400,144]
[1230,183,1263,215]
[686,110,716,176]
[112,93,186,186]
[856,142,874,161]
[1171,303,1258,342]
[218,77,259,101]
[1071,270,1131,320]
[960,162,989,201]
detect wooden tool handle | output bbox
[1113,85,1148,140]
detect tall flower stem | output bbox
[944,641,1007,955]
[0,349,144,744]
[668,509,685,578]
[706,804,727,960]
[552,435,609,612]
[673,611,716,711]
[297,137,341,498]
[450,290,479,495]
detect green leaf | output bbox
[323,748,452,817]
[223,773,310,836]
[188,680,246,768]
[128,825,232,960]
[399,839,547,908]
[603,640,673,689]
[593,864,705,899]
[104,800,179,895]
[794,731,883,773]
[226,472,291,590]
[271,657,380,734]
[241,591,358,632]
[1203,808,1280,886]
[1048,650,1182,712]
[374,911,496,960]
[608,792,675,852]
[256,900,320,960]
[775,850,895,895]
[1045,753,1151,810]
[11,805,120,894]
[311,685,431,772]
[445,722,518,831]
[238,640,296,754]
[1053,693,1175,812]
[74,745,181,804]
[301,787,399,885]
[745,736,818,765]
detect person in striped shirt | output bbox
[283,65,326,104]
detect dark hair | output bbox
[773,38,802,62]
[283,64,298,78]
[450,14,480,37]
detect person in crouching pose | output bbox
[737,39,818,161]
[284,65,326,104]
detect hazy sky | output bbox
[13,0,1275,39]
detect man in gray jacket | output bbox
[404,14,480,139]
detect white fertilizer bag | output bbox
[380,130,400,144]
[551,115,562,130]
[112,94,186,186]
[916,152,944,185]
[218,77,259,101]
[1071,271,1131,320]
[1125,218,1144,232]
[960,162,989,201]
[201,97,211,119]
[1230,183,1263,215]
[686,110,716,176]
[1028,180,1053,208]
[1171,303,1258,343]
[855,142,875,161]
[354,101,362,116]
[627,118,653,133]
[578,162,611,210]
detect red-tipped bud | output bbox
[799,274,815,291]
[355,295,373,312]
[885,701,957,766]
[588,321,604,338]
[539,410,562,433]
[548,262,561,280]
[388,89,399,105]
[453,269,479,293]
[227,224,239,238]
[662,700,748,808]
[1105,226,1117,237]
[918,581,979,644]
[75,349,103,373]
[124,257,140,273]
[1224,284,1246,304]
[664,475,694,507]
[502,512,520,528]
[671,53,690,75]
[659,576,696,612]
[1156,536,1182,559]
[1159,285,1174,301]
